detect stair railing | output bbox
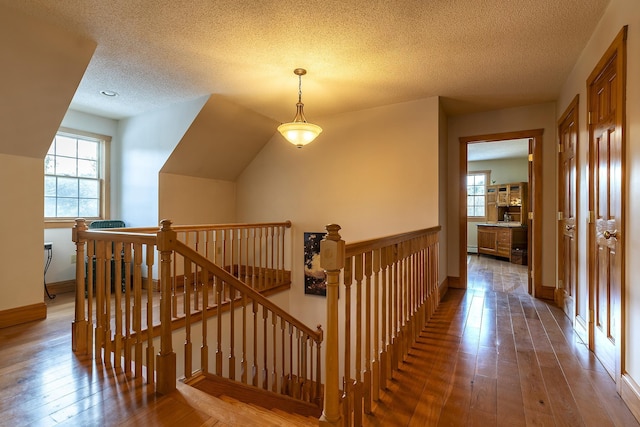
[72,218,314,398]
[319,224,441,427]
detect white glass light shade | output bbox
[277,121,323,148]
[277,101,322,148]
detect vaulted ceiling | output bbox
[0,0,610,122]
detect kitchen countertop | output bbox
[477,222,527,228]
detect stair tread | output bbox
[172,382,306,427]
[220,395,317,426]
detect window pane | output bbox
[57,177,78,198]
[56,156,77,176]
[44,155,55,175]
[467,175,475,186]
[56,136,77,157]
[45,197,56,217]
[47,141,55,155]
[78,159,97,178]
[79,179,99,198]
[57,198,78,217]
[475,175,485,186]
[467,195,474,208]
[79,198,98,217]
[44,176,56,196]
[77,140,98,160]
[475,195,485,206]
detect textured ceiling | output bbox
[1,0,610,121]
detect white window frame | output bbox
[467,170,490,221]
[44,127,111,228]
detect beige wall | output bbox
[159,173,237,225]
[236,97,441,330]
[557,0,640,405]
[447,102,557,288]
[0,154,44,311]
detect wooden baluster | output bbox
[95,240,105,363]
[364,251,373,414]
[293,330,301,399]
[401,242,409,360]
[353,253,363,426]
[146,245,155,385]
[123,243,132,375]
[315,325,323,407]
[271,314,278,392]
[275,225,281,283]
[258,227,265,290]
[280,319,286,394]
[307,335,314,402]
[300,332,308,401]
[184,259,193,378]
[229,284,236,380]
[319,224,345,427]
[86,240,95,356]
[252,300,258,387]
[132,242,143,379]
[262,306,269,390]
[241,292,248,384]
[113,242,123,369]
[389,245,398,379]
[156,219,177,394]
[171,246,178,318]
[251,228,257,289]
[380,246,388,389]
[235,228,241,280]
[216,278,223,376]
[344,255,353,427]
[201,265,209,374]
[104,241,112,366]
[288,323,294,396]
[392,243,400,372]
[269,226,274,289]
[72,219,88,354]
[243,229,250,284]
[372,248,381,401]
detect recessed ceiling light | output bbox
[100,90,118,97]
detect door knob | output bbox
[603,230,618,239]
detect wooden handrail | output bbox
[344,226,441,256]
[118,220,292,234]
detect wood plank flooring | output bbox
[364,255,639,426]
[1,255,638,425]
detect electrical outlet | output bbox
[71,254,76,264]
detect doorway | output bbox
[459,129,544,297]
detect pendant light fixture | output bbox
[277,68,322,148]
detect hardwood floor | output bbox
[365,255,639,426]
[1,256,638,426]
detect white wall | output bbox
[236,97,441,335]
[117,96,209,227]
[159,173,237,225]
[557,0,640,408]
[447,102,557,288]
[467,157,528,250]
[43,110,119,284]
[0,154,44,311]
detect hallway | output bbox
[365,256,639,426]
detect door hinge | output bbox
[589,309,595,323]
[528,212,533,220]
[558,212,564,221]
[588,112,592,125]
[558,279,564,289]
[588,211,595,224]
[558,144,563,153]
[528,153,533,162]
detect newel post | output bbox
[319,224,345,427]
[156,219,177,394]
[71,218,88,354]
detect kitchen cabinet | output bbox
[485,182,527,225]
[477,224,527,261]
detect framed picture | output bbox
[304,232,327,296]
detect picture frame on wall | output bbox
[304,232,327,296]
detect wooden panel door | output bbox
[587,27,626,382]
[558,96,579,329]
